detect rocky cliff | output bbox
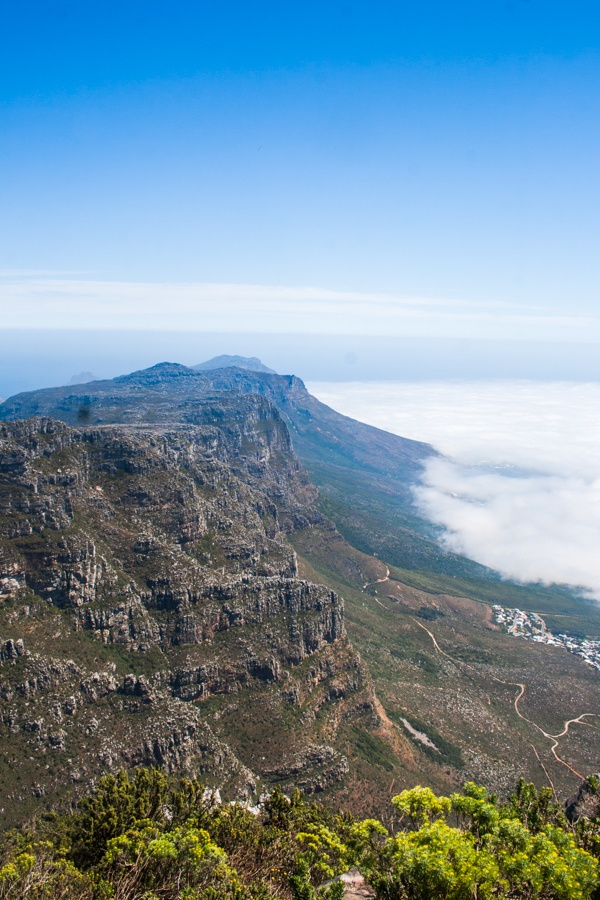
[2,366,597,823]
[0,406,374,828]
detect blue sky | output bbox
[1,1,599,380]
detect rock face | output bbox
[0,408,373,828]
[566,775,600,822]
[325,869,376,900]
[0,362,432,497]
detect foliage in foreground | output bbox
[0,770,599,900]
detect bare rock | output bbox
[566,775,600,821]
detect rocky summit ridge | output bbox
[0,361,442,570]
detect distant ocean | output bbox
[308,380,600,600]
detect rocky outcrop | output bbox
[74,596,162,649]
[264,744,350,794]
[324,869,376,900]
[0,638,26,660]
[566,775,600,822]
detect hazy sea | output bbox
[308,380,600,600]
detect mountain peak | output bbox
[114,362,198,384]
[193,355,277,374]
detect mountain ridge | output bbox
[0,362,445,566]
[2,362,596,608]
[0,409,386,828]
[1,364,599,827]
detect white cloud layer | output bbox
[1,273,600,342]
[308,380,600,598]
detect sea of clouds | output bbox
[308,380,600,599]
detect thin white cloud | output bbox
[308,380,600,598]
[1,274,599,341]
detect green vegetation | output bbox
[1,769,599,899]
[313,480,600,636]
[289,523,600,800]
[389,712,464,769]
[349,727,398,773]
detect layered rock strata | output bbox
[0,411,372,827]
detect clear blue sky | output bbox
[1,1,599,355]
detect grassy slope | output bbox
[288,525,600,802]
[305,470,600,638]
[248,371,600,637]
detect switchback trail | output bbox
[414,619,599,782]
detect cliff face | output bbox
[0,408,371,828]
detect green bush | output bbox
[0,770,598,900]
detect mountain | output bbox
[1,362,596,624]
[193,355,277,374]
[0,362,455,573]
[1,364,600,827]
[2,362,596,605]
[69,371,98,385]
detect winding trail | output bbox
[413,619,600,782]
[359,570,599,783]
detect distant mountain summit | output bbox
[193,355,277,374]
[69,371,99,385]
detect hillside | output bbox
[1,363,596,621]
[0,363,475,577]
[0,410,384,828]
[0,365,599,827]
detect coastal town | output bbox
[493,605,600,672]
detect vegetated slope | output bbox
[1,767,598,900]
[0,409,387,829]
[289,524,600,803]
[1,364,599,821]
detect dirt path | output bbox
[362,566,390,591]
[414,619,599,782]
[359,582,598,784]
[555,713,600,739]
[362,566,391,609]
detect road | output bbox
[362,565,391,609]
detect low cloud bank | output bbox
[308,380,600,598]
